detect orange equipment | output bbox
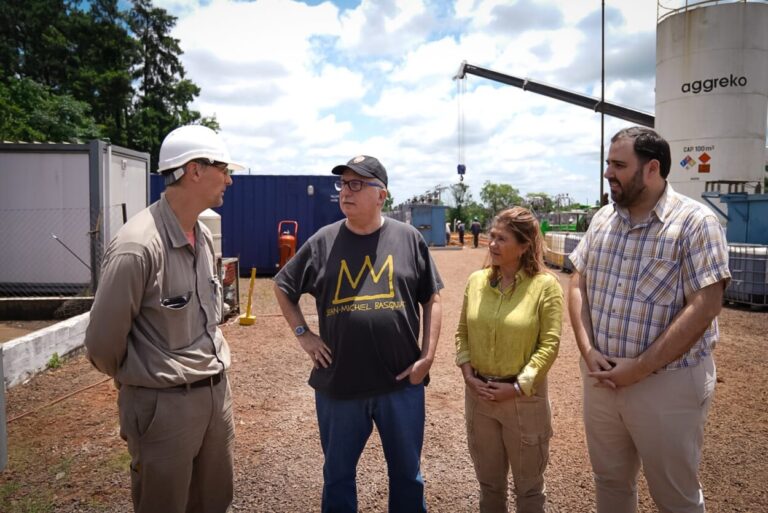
[278,220,298,269]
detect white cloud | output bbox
[336,0,437,57]
[159,0,659,208]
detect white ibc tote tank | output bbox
[199,208,223,259]
[655,1,768,204]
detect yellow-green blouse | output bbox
[455,268,563,396]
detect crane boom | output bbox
[454,61,655,128]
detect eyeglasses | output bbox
[334,179,384,192]
[195,159,233,176]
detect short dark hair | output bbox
[611,126,671,179]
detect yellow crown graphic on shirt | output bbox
[332,255,395,305]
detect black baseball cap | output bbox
[332,155,388,187]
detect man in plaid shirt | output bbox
[568,126,730,513]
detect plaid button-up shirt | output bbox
[570,184,730,369]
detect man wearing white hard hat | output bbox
[85,125,243,513]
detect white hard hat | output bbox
[157,125,245,174]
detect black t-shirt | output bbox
[274,218,443,399]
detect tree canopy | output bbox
[0,0,215,168]
[444,182,575,228]
[479,181,523,216]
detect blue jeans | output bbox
[315,383,427,513]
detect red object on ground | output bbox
[278,220,298,269]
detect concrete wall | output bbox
[2,312,89,388]
[1,346,7,471]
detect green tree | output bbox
[447,182,473,224]
[199,115,221,132]
[0,1,136,144]
[0,0,71,86]
[479,181,523,217]
[525,192,554,214]
[66,0,138,146]
[0,0,217,155]
[383,190,395,211]
[463,201,488,228]
[0,77,102,141]
[128,0,211,167]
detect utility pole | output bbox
[600,0,606,205]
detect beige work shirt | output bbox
[85,194,229,388]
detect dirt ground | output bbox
[0,321,58,345]
[1,248,767,513]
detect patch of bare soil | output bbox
[0,320,59,344]
[1,248,766,512]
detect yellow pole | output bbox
[239,267,257,325]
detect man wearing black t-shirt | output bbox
[274,155,443,513]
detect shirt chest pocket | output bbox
[636,257,679,305]
[152,265,198,349]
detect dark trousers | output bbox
[473,233,479,248]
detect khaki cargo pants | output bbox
[465,379,553,513]
[118,374,235,513]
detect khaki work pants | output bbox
[118,374,235,513]
[581,356,715,513]
[465,379,553,513]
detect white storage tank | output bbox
[199,209,223,259]
[655,1,768,204]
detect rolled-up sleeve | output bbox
[517,278,563,395]
[454,283,471,366]
[681,214,731,298]
[273,240,316,302]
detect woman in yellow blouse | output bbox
[455,206,563,513]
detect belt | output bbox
[474,370,517,384]
[173,372,224,390]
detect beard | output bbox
[609,164,646,207]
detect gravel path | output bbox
[2,248,766,512]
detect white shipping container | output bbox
[0,141,149,296]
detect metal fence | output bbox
[1,346,7,472]
[0,205,125,298]
[543,233,768,308]
[725,244,768,307]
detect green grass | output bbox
[105,449,131,473]
[46,352,62,369]
[0,482,21,504]
[0,484,55,513]
[50,455,73,479]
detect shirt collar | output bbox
[612,182,676,225]
[488,268,527,294]
[651,182,676,223]
[158,193,193,249]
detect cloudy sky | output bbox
[156,0,665,207]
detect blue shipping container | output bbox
[409,205,449,246]
[151,174,344,275]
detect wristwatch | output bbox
[293,325,309,337]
